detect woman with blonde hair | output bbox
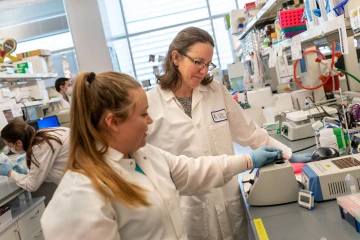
[41,71,281,239]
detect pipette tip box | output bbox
[337,193,360,233]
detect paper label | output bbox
[268,46,276,68]
[338,21,349,54]
[291,35,302,60]
[11,104,23,117]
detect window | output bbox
[100,0,239,84]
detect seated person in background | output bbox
[55,77,71,102]
[0,120,70,192]
[53,77,71,109]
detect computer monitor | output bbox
[27,120,39,130]
[37,115,60,129]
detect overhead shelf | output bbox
[237,0,282,40]
[260,15,352,56]
[0,97,62,111]
[0,73,58,81]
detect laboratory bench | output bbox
[0,179,45,240]
[237,134,360,240]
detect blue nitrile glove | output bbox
[0,163,13,176]
[13,165,27,175]
[250,146,282,168]
[289,153,313,163]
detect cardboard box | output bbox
[16,49,51,60]
[23,56,47,74]
[16,61,33,70]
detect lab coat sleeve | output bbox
[41,185,120,240]
[10,144,57,191]
[158,148,248,196]
[219,83,292,156]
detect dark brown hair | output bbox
[68,71,150,208]
[156,27,215,90]
[1,120,63,168]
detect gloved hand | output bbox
[0,163,13,176]
[13,165,27,175]
[250,146,282,168]
[289,153,313,163]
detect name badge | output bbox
[211,109,227,123]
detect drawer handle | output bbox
[30,210,40,219]
[34,230,43,238]
[14,230,21,240]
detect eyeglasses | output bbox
[182,53,217,71]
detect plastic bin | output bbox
[279,8,306,28]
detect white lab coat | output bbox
[146,80,291,240]
[41,143,250,240]
[10,127,70,191]
[51,90,70,110]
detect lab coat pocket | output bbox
[211,121,233,154]
[225,195,247,237]
[181,203,209,239]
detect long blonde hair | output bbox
[68,71,150,208]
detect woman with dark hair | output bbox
[0,120,70,191]
[146,27,311,240]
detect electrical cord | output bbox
[297,180,306,189]
[292,144,317,153]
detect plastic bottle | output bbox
[319,128,339,150]
[263,36,270,48]
[271,32,277,44]
[345,174,358,194]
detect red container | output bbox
[244,2,256,11]
[279,8,306,28]
[324,75,340,92]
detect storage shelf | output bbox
[0,97,62,111]
[237,0,282,40]
[0,73,58,81]
[260,16,352,56]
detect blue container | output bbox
[339,206,360,233]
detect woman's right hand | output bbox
[250,146,282,168]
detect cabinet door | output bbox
[25,226,44,240]
[0,223,20,240]
[18,202,45,239]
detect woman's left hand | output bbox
[289,153,312,163]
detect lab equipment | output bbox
[37,115,60,129]
[298,189,315,210]
[242,161,299,206]
[302,153,360,201]
[311,147,340,161]
[281,106,338,140]
[337,193,360,233]
[250,146,281,168]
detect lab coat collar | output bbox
[157,83,209,102]
[95,142,124,162]
[130,148,161,191]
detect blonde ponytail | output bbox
[68,71,150,208]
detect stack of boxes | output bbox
[14,49,55,74]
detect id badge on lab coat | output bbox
[211,109,227,123]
